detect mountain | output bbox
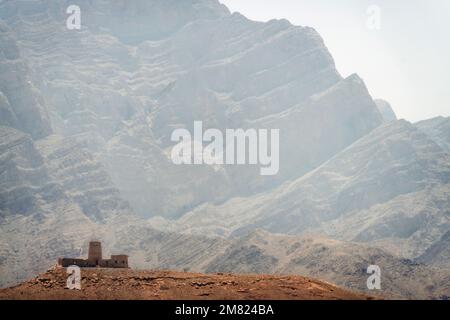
[0,0,383,219]
[417,230,450,267]
[204,230,450,300]
[374,99,397,122]
[169,120,450,259]
[416,116,450,153]
[0,23,51,139]
[0,125,138,287]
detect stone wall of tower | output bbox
[88,241,102,264]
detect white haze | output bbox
[220,0,450,122]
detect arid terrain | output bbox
[0,267,374,300]
[1,0,448,300]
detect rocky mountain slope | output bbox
[204,230,449,300]
[416,116,450,153]
[167,120,450,259]
[0,0,383,218]
[374,99,397,122]
[0,125,138,287]
[0,23,51,139]
[417,230,450,268]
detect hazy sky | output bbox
[219,0,450,122]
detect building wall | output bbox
[100,256,128,268]
[58,258,95,268]
[58,257,128,268]
[111,255,128,268]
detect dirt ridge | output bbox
[0,266,375,300]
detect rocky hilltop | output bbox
[0,267,372,300]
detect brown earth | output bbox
[0,266,375,300]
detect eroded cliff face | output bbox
[0,24,51,139]
[0,0,383,219]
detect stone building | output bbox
[58,241,129,268]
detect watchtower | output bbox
[88,241,102,265]
[58,241,128,268]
